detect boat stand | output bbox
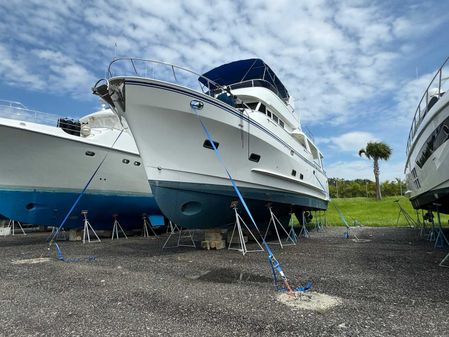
[48,226,67,241]
[8,220,26,236]
[81,211,101,244]
[263,205,296,248]
[298,212,310,238]
[287,214,298,244]
[162,221,196,249]
[141,214,158,238]
[314,210,325,232]
[111,214,127,240]
[394,200,419,228]
[440,252,449,268]
[228,202,264,255]
[433,206,449,249]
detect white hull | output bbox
[405,62,449,213]
[103,76,328,228]
[0,115,158,228]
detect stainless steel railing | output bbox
[106,57,226,95]
[406,57,449,156]
[0,100,64,126]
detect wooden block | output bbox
[211,240,226,250]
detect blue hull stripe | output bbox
[0,189,159,230]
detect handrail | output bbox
[406,56,449,156]
[107,57,227,95]
[0,102,70,126]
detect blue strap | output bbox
[331,202,350,229]
[49,130,124,244]
[193,108,290,287]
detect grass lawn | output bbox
[323,196,449,227]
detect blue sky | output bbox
[1,0,449,181]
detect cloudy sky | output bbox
[1,0,448,181]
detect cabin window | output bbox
[266,110,272,118]
[259,104,266,114]
[249,153,261,162]
[246,102,258,110]
[273,114,279,123]
[203,140,219,150]
[279,120,284,128]
[291,170,296,176]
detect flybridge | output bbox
[199,58,290,103]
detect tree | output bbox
[358,142,392,200]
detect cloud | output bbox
[317,131,379,153]
[1,0,444,114]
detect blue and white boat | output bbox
[0,101,159,230]
[94,58,329,229]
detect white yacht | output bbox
[0,100,159,229]
[405,57,449,214]
[93,58,329,229]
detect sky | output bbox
[1,0,449,182]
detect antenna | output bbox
[114,42,117,60]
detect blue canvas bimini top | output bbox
[199,58,290,102]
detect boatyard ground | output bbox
[0,227,448,337]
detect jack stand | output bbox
[287,214,298,244]
[228,201,264,255]
[81,210,101,244]
[298,212,310,238]
[48,226,67,241]
[8,220,26,236]
[440,252,449,268]
[418,209,428,238]
[433,206,449,249]
[141,214,158,238]
[263,205,296,248]
[162,221,196,249]
[314,211,325,232]
[394,200,419,228]
[111,214,127,240]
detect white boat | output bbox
[93,58,329,229]
[404,57,449,214]
[0,100,159,229]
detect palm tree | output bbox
[358,142,392,200]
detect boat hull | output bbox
[107,77,328,229]
[405,93,449,213]
[151,180,326,229]
[0,118,160,229]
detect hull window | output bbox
[134,161,141,166]
[203,140,220,150]
[291,170,297,176]
[249,153,261,162]
[85,151,95,156]
[300,174,304,180]
[122,159,130,164]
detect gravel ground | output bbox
[0,227,448,337]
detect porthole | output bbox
[134,161,141,166]
[203,139,219,150]
[443,124,449,135]
[249,153,261,162]
[122,159,130,164]
[300,174,304,180]
[26,203,35,210]
[85,151,95,156]
[291,170,297,177]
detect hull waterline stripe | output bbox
[124,79,323,174]
[193,106,308,293]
